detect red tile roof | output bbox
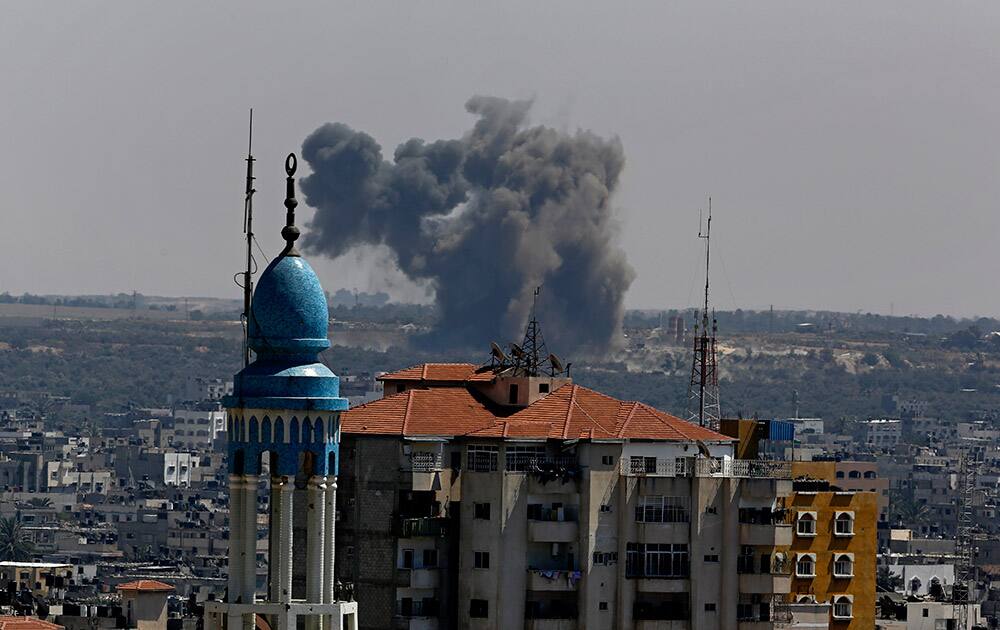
[378,363,494,383]
[344,374,731,442]
[0,618,63,630]
[117,579,175,593]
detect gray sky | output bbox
[2,1,998,317]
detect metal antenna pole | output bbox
[686,198,721,430]
[242,109,256,368]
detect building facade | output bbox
[337,362,802,630]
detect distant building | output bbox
[860,419,902,451]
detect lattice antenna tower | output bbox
[954,450,979,628]
[686,198,722,430]
[513,287,552,377]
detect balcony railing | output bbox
[506,455,578,473]
[621,457,791,479]
[405,452,444,472]
[398,517,448,538]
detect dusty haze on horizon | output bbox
[1,2,997,319]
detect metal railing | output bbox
[405,452,443,472]
[620,457,791,479]
[506,454,578,472]
[398,517,448,538]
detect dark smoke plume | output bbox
[300,96,634,353]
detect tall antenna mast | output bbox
[686,197,722,430]
[241,109,256,367]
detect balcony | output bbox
[392,619,438,630]
[620,457,791,479]
[397,567,440,589]
[739,524,792,547]
[738,573,792,594]
[402,452,444,491]
[397,517,448,538]
[525,621,577,630]
[528,520,579,543]
[527,570,582,592]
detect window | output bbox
[795,554,816,578]
[508,384,519,405]
[600,504,612,513]
[474,551,490,569]
[538,383,549,394]
[635,496,690,523]
[625,543,689,578]
[467,445,498,472]
[402,549,414,569]
[704,603,717,612]
[601,455,614,466]
[474,502,491,520]
[469,599,488,618]
[593,552,618,565]
[422,549,438,568]
[704,554,719,563]
[849,470,861,479]
[599,601,608,611]
[834,512,854,536]
[833,596,853,619]
[738,546,755,574]
[835,471,845,479]
[833,554,853,578]
[629,456,658,474]
[796,512,817,536]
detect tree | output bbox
[0,517,34,561]
[877,565,903,592]
[24,498,52,509]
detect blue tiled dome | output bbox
[249,255,330,357]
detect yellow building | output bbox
[784,462,878,629]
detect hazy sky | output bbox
[2,2,998,317]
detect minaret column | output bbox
[273,475,295,604]
[305,476,327,630]
[242,474,260,608]
[323,476,337,604]
[228,474,245,600]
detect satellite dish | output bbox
[510,343,526,358]
[549,354,564,373]
[695,440,712,458]
[490,341,508,363]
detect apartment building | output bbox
[336,362,801,630]
[788,462,878,630]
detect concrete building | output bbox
[789,462,879,630]
[203,158,358,630]
[338,363,800,630]
[171,405,227,451]
[860,419,902,451]
[118,580,174,630]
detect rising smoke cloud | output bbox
[300,96,634,354]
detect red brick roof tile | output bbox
[0,618,62,630]
[117,579,175,593]
[378,363,494,383]
[345,366,731,443]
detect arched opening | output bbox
[863,470,876,479]
[274,418,285,444]
[328,451,337,476]
[261,418,272,443]
[227,418,234,440]
[314,420,324,444]
[233,449,246,476]
[302,419,312,444]
[290,418,299,444]
[249,417,259,444]
[848,470,861,479]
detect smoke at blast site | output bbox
[299,96,634,355]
